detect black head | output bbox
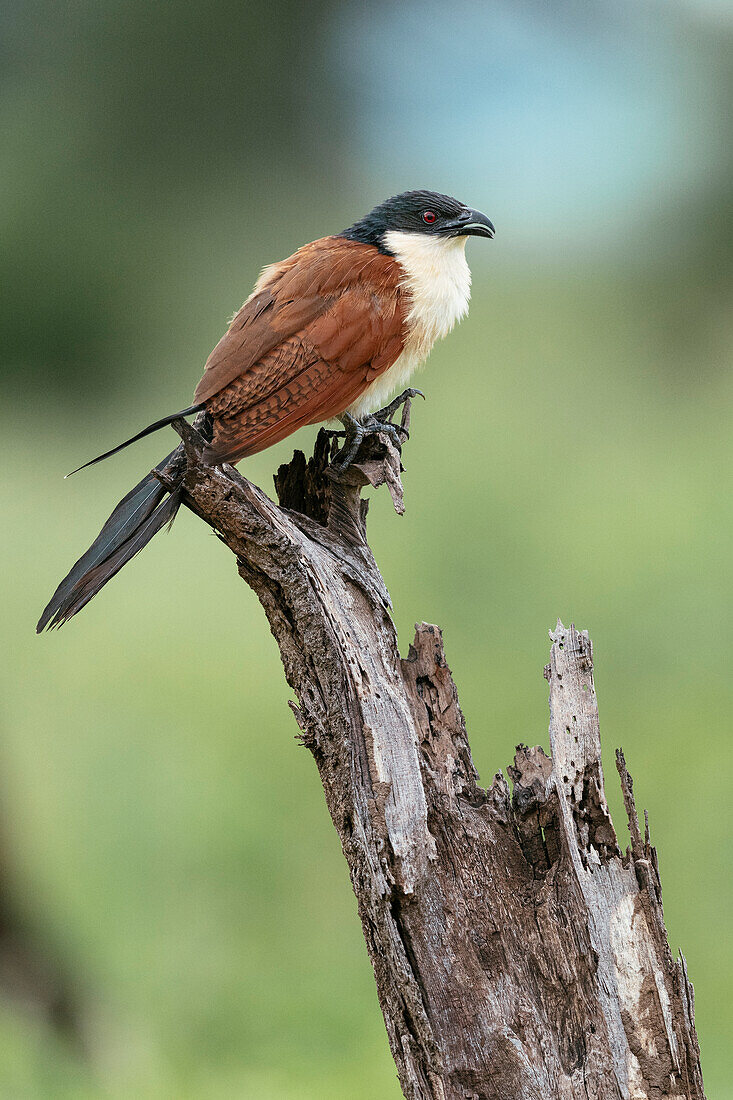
[341,190,495,254]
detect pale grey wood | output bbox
[546,623,702,1098]
[167,419,705,1100]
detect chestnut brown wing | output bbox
[193,236,402,407]
[200,242,406,464]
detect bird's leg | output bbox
[328,412,366,471]
[358,387,424,448]
[327,390,425,471]
[370,388,424,432]
[327,411,399,471]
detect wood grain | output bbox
[164,421,705,1100]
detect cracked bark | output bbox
[164,418,705,1100]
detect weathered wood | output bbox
[165,421,705,1100]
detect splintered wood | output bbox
[171,420,705,1100]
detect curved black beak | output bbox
[443,208,495,239]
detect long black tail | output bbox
[37,450,184,631]
[37,408,212,632]
[66,404,202,477]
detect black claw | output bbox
[372,388,425,424]
[330,412,365,470]
[362,419,406,447]
[329,389,424,472]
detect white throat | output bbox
[384,230,471,348]
[347,231,471,419]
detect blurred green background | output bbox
[2,0,732,1095]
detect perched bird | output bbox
[37,190,494,631]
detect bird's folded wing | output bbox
[193,236,405,407]
[203,276,406,462]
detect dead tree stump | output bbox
[164,419,705,1100]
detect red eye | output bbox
[422,210,437,224]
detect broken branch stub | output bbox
[167,424,704,1100]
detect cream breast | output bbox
[348,231,471,418]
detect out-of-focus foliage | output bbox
[2,1,731,1096]
[0,0,338,393]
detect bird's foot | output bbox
[371,388,425,429]
[327,390,425,472]
[326,413,367,471]
[327,414,404,471]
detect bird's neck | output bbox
[382,231,472,351]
